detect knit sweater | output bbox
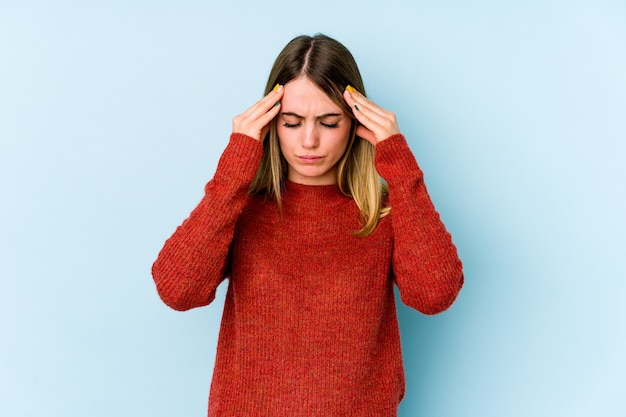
[152,133,463,416]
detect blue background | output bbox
[1,1,625,416]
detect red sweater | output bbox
[152,133,463,416]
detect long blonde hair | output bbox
[249,34,389,237]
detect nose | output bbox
[301,125,319,149]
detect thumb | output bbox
[356,125,377,145]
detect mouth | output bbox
[297,155,323,163]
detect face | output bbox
[276,77,351,185]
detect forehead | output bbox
[281,77,342,115]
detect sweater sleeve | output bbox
[151,133,264,311]
[375,134,464,315]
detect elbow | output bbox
[153,273,193,311]
[153,277,216,312]
[420,276,463,315]
[152,263,213,312]
[156,287,195,312]
[402,269,464,315]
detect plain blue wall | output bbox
[1,1,625,416]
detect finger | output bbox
[253,97,283,141]
[344,86,390,119]
[355,124,376,145]
[344,90,392,136]
[240,85,284,120]
[257,99,282,128]
[344,89,399,141]
[233,87,283,139]
[351,106,387,139]
[352,99,392,127]
[249,86,284,126]
[347,92,395,127]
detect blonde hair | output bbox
[249,34,390,237]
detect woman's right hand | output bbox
[232,84,284,141]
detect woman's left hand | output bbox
[343,86,400,145]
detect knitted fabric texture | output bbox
[152,133,464,417]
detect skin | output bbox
[232,76,401,184]
[342,87,401,145]
[276,77,351,185]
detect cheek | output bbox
[276,127,294,149]
[328,127,351,153]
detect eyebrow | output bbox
[281,111,343,119]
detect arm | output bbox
[343,86,463,314]
[151,133,263,311]
[375,134,463,315]
[152,85,285,311]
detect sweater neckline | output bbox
[283,179,347,202]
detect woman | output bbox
[152,33,463,417]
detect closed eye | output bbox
[283,122,301,129]
[321,122,339,128]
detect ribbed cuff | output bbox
[213,133,264,183]
[374,134,423,181]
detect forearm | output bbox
[375,134,463,314]
[152,133,263,311]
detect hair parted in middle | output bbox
[248,33,390,237]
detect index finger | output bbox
[240,84,284,119]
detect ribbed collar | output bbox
[282,180,348,207]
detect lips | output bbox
[297,155,323,163]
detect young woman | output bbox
[152,34,463,417]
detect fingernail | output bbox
[346,85,357,93]
[273,84,281,92]
[274,101,281,107]
[354,104,359,111]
